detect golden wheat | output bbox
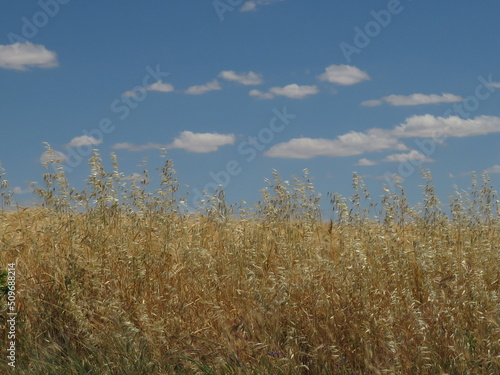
[0,149,498,374]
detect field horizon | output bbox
[0,151,499,374]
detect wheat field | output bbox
[0,150,499,374]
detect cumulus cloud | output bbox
[122,90,141,97]
[382,150,434,163]
[147,81,175,93]
[265,130,407,159]
[112,131,235,153]
[265,114,500,159]
[219,70,263,85]
[13,186,32,195]
[249,89,275,99]
[270,84,319,98]
[240,0,285,12]
[0,42,58,70]
[250,84,319,99]
[485,165,500,174]
[391,115,500,138]
[112,142,163,152]
[40,150,67,163]
[168,131,235,153]
[68,135,102,148]
[361,99,383,107]
[362,93,463,107]
[123,81,174,97]
[241,1,258,11]
[185,80,221,95]
[356,158,377,166]
[317,64,370,85]
[385,93,463,106]
[449,165,500,178]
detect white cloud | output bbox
[391,115,500,138]
[265,114,500,159]
[265,130,407,159]
[112,142,163,152]
[382,150,434,163]
[241,1,258,11]
[68,135,102,148]
[317,64,370,85]
[249,89,275,99]
[0,42,58,70]
[169,131,235,153]
[122,89,143,97]
[112,131,235,153]
[488,82,500,89]
[147,81,175,93]
[40,150,67,163]
[361,99,383,107]
[251,84,319,99]
[240,0,285,12]
[13,186,32,195]
[385,93,463,106]
[270,84,319,99]
[364,93,463,107]
[122,81,174,97]
[219,70,263,85]
[485,165,500,174]
[185,80,221,95]
[356,158,377,166]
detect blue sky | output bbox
[1,0,499,212]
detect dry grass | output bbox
[0,149,499,374]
